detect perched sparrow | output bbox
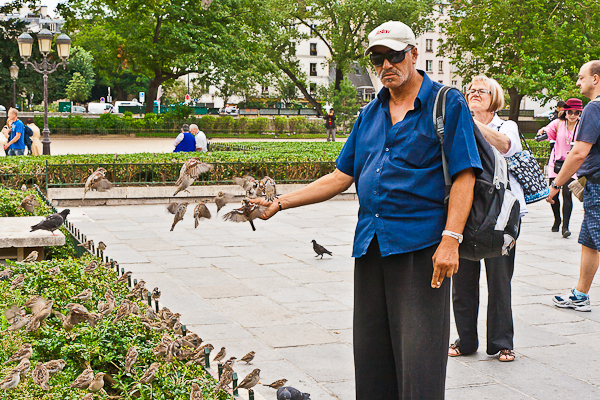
[124,346,138,373]
[190,382,204,400]
[66,303,90,315]
[277,387,311,400]
[222,198,267,231]
[173,158,214,196]
[234,369,261,391]
[144,306,157,320]
[160,308,173,321]
[116,271,132,285]
[186,333,201,347]
[4,304,25,323]
[138,362,160,384]
[4,343,33,364]
[19,194,40,213]
[10,274,25,290]
[13,358,31,375]
[212,347,226,363]
[84,261,99,273]
[21,184,27,191]
[224,356,237,367]
[131,279,146,293]
[23,250,39,263]
[264,379,288,390]
[27,299,54,331]
[77,240,94,250]
[6,314,31,332]
[88,372,105,392]
[215,191,234,213]
[72,288,93,301]
[239,351,255,364]
[33,361,50,391]
[193,201,211,228]
[80,393,94,400]
[234,176,258,198]
[198,343,214,352]
[97,241,107,251]
[47,265,61,275]
[151,287,161,301]
[114,300,132,322]
[214,369,233,393]
[311,240,332,259]
[69,368,94,389]
[105,288,115,304]
[84,167,112,198]
[173,322,183,335]
[258,176,277,201]
[0,267,12,281]
[26,318,41,332]
[30,209,70,236]
[44,359,66,375]
[87,313,102,328]
[97,300,114,317]
[170,202,189,231]
[0,371,20,390]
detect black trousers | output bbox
[354,236,450,400]
[549,177,574,230]
[451,246,516,355]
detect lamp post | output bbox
[9,62,19,109]
[17,29,71,155]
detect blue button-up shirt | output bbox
[336,72,481,258]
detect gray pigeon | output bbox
[277,387,311,400]
[311,240,332,259]
[30,209,70,236]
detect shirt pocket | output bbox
[394,129,441,168]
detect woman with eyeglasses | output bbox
[536,98,582,237]
[449,75,526,363]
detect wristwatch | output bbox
[551,181,561,189]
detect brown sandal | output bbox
[448,340,462,357]
[498,349,515,362]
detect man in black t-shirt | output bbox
[324,108,336,142]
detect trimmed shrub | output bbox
[248,117,270,134]
[273,116,288,134]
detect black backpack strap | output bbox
[433,86,453,201]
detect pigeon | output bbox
[190,382,204,400]
[234,368,261,391]
[43,359,66,375]
[88,372,105,392]
[69,368,94,389]
[0,371,21,390]
[84,167,112,198]
[77,240,94,250]
[258,176,277,201]
[239,351,255,364]
[222,198,267,231]
[72,288,93,301]
[32,361,50,390]
[4,344,33,364]
[10,274,24,290]
[311,240,332,259]
[264,379,288,390]
[30,209,70,236]
[124,346,138,373]
[173,158,214,196]
[277,387,311,400]
[170,202,189,231]
[138,362,160,384]
[215,191,234,213]
[193,200,211,228]
[97,241,106,251]
[234,176,258,197]
[19,194,40,213]
[22,250,39,263]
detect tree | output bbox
[326,77,360,132]
[161,79,187,105]
[66,72,92,102]
[440,0,600,121]
[277,75,298,106]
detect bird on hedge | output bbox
[222,198,267,231]
[23,250,39,263]
[5,315,31,332]
[173,158,214,196]
[193,200,211,228]
[124,346,138,373]
[114,300,132,322]
[84,261,99,273]
[69,368,94,389]
[234,368,261,391]
[277,387,311,400]
[105,288,115,305]
[264,379,288,390]
[80,394,94,400]
[44,359,66,375]
[234,175,258,198]
[30,209,70,236]
[4,304,25,324]
[0,267,12,281]
[258,176,277,201]
[84,167,112,198]
[47,265,61,275]
[170,202,189,231]
[24,295,45,313]
[239,351,255,364]
[20,184,27,192]
[88,372,105,393]
[19,194,40,213]
[13,358,31,376]
[33,361,50,391]
[311,240,332,259]
[215,191,235,213]
[4,344,32,364]
[10,274,25,290]
[190,382,204,400]
[138,362,160,384]
[78,240,93,250]
[72,288,93,301]
[27,299,54,331]
[0,370,21,390]
[116,271,132,285]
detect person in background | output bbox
[173,124,196,152]
[550,100,566,122]
[190,124,207,152]
[28,123,42,156]
[537,98,582,237]
[324,108,336,142]
[4,108,26,156]
[0,123,9,156]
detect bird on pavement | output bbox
[264,379,288,390]
[32,361,50,391]
[19,194,40,213]
[69,368,94,389]
[239,351,255,364]
[311,240,332,259]
[277,387,311,400]
[258,176,277,201]
[97,241,107,251]
[23,250,39,263]
[168,202,189,231]
[84,167,112,198]
[212,347,226,363]
[234,368,261,391]
[193,200,211,228]
[173,158,214,196]
[215,191,234,213]
[4,343,32,364]
[222,198,267,231]
[30,209,70,236]
[234,176,258,198]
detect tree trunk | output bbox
[335,67,343,92]
[507,87,523,122]
[280,66,322,116]
[145,80,160,114]
[115,87,126,101]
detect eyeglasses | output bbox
[369,47,412,67]
[566,110,581,116]
[467,89,491,96]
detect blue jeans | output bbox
[7,148,25,156]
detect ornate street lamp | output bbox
[17,29,71,155]
[9,62,19,109]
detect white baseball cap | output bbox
[364,21,417,56]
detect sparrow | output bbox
[84,167,112,198]
[9,274,25,290]
[193,200,211,228]
[138,362,160,384]
[215,191,234,213]
[47,265,61,275]
[13,358,31,375]
[6,314,31,332]
[277,387,311,400]
[78,240,94,250]
[116,271,132,285]
[32,361,50,390]
[84,261,99,273]
[214,369,233,393]
[198,343,214,353]
[239,351,255,364]
[23,250,39,263]
[69,368,94,389]
[4,304,25,323]
[144,306,157,320]
[21,184,27,191]
[234,368,261,391]
[224,356,237,367]
[131,279,146,293]
[97,241,107,251]
[173,158,214,196]
[105,288,115,305]
[311,240,332,259]
[212,347,226,363]
[173,322,183,335]
[222,198,267,231]
[44,359,66,375]
[170,202,189,231]
[258,176,277,201]
[114,300,132,322]
[27,299,54,331]
[72,288,93,301]
[124,346,138,373]
[0,371,20,390]
[190,382,204,400]
[186,333,201,347]
[234,176,258,198]
[80,394,94,400]
[97,300,114,317]
[151,287,161,301]
[87,313,102,328]
[264,379,288,390]
[19,194,40,213]
[0,267,12,281]
[88,372,105,392]
[30,209,70,236]
[4,344,33,364]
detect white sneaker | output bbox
[553,289,591,312]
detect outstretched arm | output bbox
[253,168,354,219]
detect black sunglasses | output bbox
[566,110,581,116]
[369,47,412,67]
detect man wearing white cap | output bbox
[249,21,481,399]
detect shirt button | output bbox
[385,148,390,152]
[373,190,377,195]
[375,213,379,218]
[376,168,380,173]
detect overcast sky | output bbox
[2,1,64,17]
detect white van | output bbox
[113,100,141,113]
[88,103,113,114]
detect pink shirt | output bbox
[542,119,578,179]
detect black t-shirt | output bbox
[577,98,600,177]
[325,114,336,129]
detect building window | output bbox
[426,39,433,52]
[310,63,317,77]
[451,64,457,72]
[310,43,317,56]
[438,61,444,73]
[310,83,316,94]
[452,80,458,87]
[262,85,269,94]
[425,60,433,72]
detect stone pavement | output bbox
[64,198,600,399]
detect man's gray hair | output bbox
[190,124,199,132]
